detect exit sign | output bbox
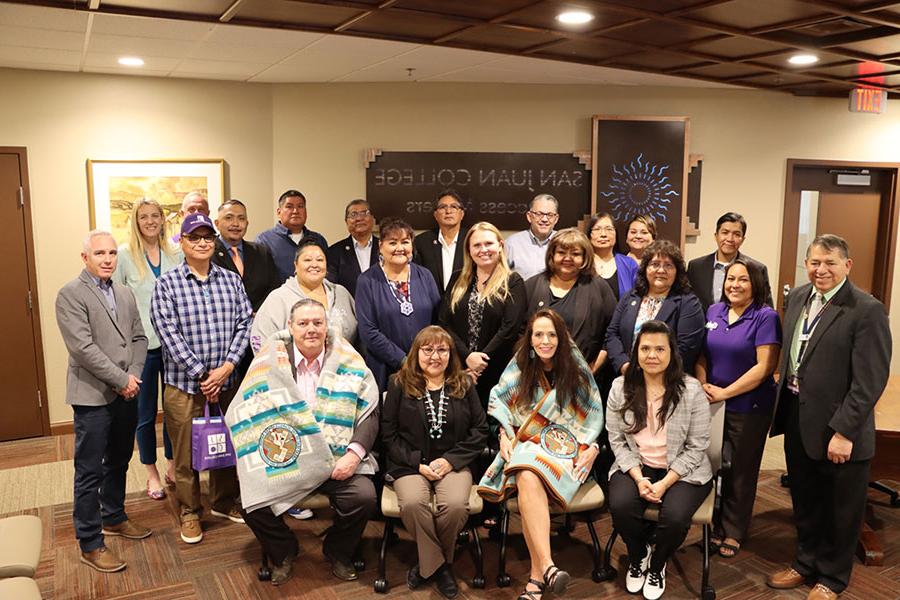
[849,88,887,114]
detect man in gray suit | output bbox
[767,234,891,600]
[56,230,151,573]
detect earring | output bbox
[529,348,535,359]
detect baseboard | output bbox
[49,411,165,437]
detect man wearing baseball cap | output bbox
[151,213,253,544]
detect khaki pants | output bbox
[393,468,472,578]
[164,386,239,522]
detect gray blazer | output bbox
[606,375,712,485]
[56,269,148,407]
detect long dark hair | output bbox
[620,320,685,434]
[633,239,692,296]
[394,326,469,399]
[513,309,588,413]
[720,258,768,306]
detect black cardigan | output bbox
[381,379,489,480]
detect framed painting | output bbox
[86,159,226,246]
[591,116,690,247]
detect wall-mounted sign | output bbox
[365,151,591,230]
[849,88,887,114]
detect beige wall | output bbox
[3,67,900,424]
[0,68,273,423]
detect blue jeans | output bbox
[135,348,173,465]
[73,397,137,552]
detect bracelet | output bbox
[637,476,651,483]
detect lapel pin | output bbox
[345,245,350,251]
[538,301,544,307]
[705,321,718,330]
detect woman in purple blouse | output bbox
[695,258,782,559]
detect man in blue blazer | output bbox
[326,199,379,297]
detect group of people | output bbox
[56,187,891,600]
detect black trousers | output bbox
[608,467,712,572]
[715,409,772,541]
[783,395,869,593]
[242,474,377,566]
[72,397,138,553]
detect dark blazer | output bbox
[770,280,891,461]
[604,288,706,374]
[326,235,379,297]
[524,274,617,364]
[381,378,488,480]
[687,251,773,311]
[212,239,281,312]
[413,227,468,291]
[356,263,442,392]
[284,341,379,455]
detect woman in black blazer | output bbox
[439,221,527,407]
[604,239,705,375]
[382,326,489,599]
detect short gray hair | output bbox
[807,234,850,260]
[530,193,558,211]
[82,229,115,254]
[288,298,327,321]
[181,191,208,211]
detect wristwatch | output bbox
[198,371,210,382]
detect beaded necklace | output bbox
[422,386,448,440]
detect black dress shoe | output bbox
[434,564,459,599]
[325,553,358,581]
[407,564,429,589]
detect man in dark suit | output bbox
[326,199,379,297]
[767,234,891,600]
[212,199,281,312]
[414,189,468,292]
[56,230,150,573]
[687,212,772,311]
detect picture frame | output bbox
[86,159,226,246]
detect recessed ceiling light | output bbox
[557,10,594,25]
[118,56,144,67]
[788,54,818,65]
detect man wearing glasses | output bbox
[414,189,469,292]
[326,199,379,297]
[151,213,253,545]
[257,189,329,282]
[505,193,559,281]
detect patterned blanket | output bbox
[477,351,604,509]
[225,330,378,515]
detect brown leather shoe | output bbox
[80,546,126,573]
[808,583,838,600]
[767,567,808,589]
[102,520,152,540]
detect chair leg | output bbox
[701,524,715,600]
[373,519,392,593]
[470,524,485,589]
[496,507,511,587]
[595,527,618,581]
[585,517,605,582]
[258,550,272,582]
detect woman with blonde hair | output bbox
[113,197,182,499]
[439,222,526,406]
[382,326,488,598]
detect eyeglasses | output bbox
[419,346,450,357]
[529,210,559,221]
[436,204,463,212]
[591,226,616,234]
[347,209,371,219]
[183,233,216,246]
[648,261,676,272]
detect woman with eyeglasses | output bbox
[251,239,357,353]
[604,240,705,375]
[113,197,182,499]
[382,326,489,599]
[585,212,639,301]
[357,217,442,392]
[625,215,658,266]
[524,228,616,377]
[606,320,712,600]
[479,309,604,600]
[695,259,781,559]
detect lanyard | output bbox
[797,293,832,364]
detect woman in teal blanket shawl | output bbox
[478,309,604,600]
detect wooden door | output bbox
[0,148,48,440]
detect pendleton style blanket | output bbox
[477,351,604,509]
[225,330,378,516]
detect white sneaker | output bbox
[286,508,314,520]
[643,564,666,600]
[625,544,653,593]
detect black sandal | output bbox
[517,578,545,600]
[542,565,570,594]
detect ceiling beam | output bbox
[334,0,400,33]
[791,0,900,29]
[219,0,246,23]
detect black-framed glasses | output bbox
[436,204,463,212]
[529,210,558,220]
[184,233,216,246]
[420,346,450,357]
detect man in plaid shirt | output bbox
[151,213,253,545]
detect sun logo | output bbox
[598,152,678,224]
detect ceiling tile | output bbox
[0,25,84,51]
[508,3,638,31]
[82,65,171,77]
[172,59,270,77]
[0,44,81,67]
[90,12,213,40]
[611,51,702,70]
[347,10,468,40]
[539,38,638,62]
[83,51,180,71]
[272,34,418,77]
[233,0,360,28]
[602,20,714,47]
[450,24,560,51]
[840,32,900,56]
[186,41,297,63]
[336,45,498,81]
[0,3,88,32]
[102,0,233,17]
[393,0,539,21]
[205,24,324,48]
[689,36,789,59]
[678,62,769,79]
[686,0,825,30]
[87,33,196,59]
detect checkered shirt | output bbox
[151,262,252,394]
